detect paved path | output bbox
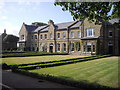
[2,70,80,89]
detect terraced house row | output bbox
[18,18,120,55]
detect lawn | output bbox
[2,55,86,65]
[29,56,119,88]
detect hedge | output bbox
[10,55,111,70]
[1,52,68,58]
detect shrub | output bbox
[2,63,10,70]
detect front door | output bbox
[50,46,53,53]
[49,43,53,53]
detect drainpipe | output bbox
[38,31,40,52]
[67,27,70,54]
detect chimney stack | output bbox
[4,29,6,34]
[48,19,54,25]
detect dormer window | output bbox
[86,28,94,37]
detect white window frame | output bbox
[62,32,66,39]
[70,32,74,38]
[40,35,42,40]
[86,28,94,37]
[78,31,81,38]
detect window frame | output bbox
[57,33,60,39]
[50,33,53,39]
[70,32,74,38]
[86,28,94,37]
[63,43,66,52]
[34,35,37,40]
[44,34,47,40]
[62,32,66,39]
[57,43,60,52]
[40,35,42,40]
[108,30,113,37]
[70,43,74,52]
[78,31,81,38]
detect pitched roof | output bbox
[55,21,76,30]
[33,25,49,32]
[24,24,38,32]
[3,35,19,42]
[33,20,82,33]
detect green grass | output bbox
[29,56,119,88]
[2,55,86,65]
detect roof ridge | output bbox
[55,21,75,25]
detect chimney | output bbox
[4,29,6,34]
[48,19,54,25]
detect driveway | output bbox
[2,70,80,89]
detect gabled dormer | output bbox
[48,20,56,40]
[19,22,27,41]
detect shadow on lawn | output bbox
[12,69,119,90]
[57,76,118,90]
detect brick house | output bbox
[18,18,120,55]
[0,30,19,50]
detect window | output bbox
[93,44,95,52]
[63,43,66,52]
[108,30,113,37]
[78,31,81,38]
[108,41,113,46]
[31,36,34,39]
[57,43,60,52]
[70,32,74,38]
[50,33,52,39]
[44,34,47,40]
[57,33,60,39]
[71,43,74,52]
[40,35,42,40]
[35,35,37,39]
[86,28,94,37]
[35,44,37,47]
[21,35,24,40]
[86,43,92,52]
[62,32,66,39]
[77,42,80,51]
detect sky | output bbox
[0,0,73,36]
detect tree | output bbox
[54,2,119,24]
[32,22,47,26]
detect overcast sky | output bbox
[0,0,73,36]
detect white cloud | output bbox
[0,0,5,14]
[0,16,7,20]
[0,21,19,36]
